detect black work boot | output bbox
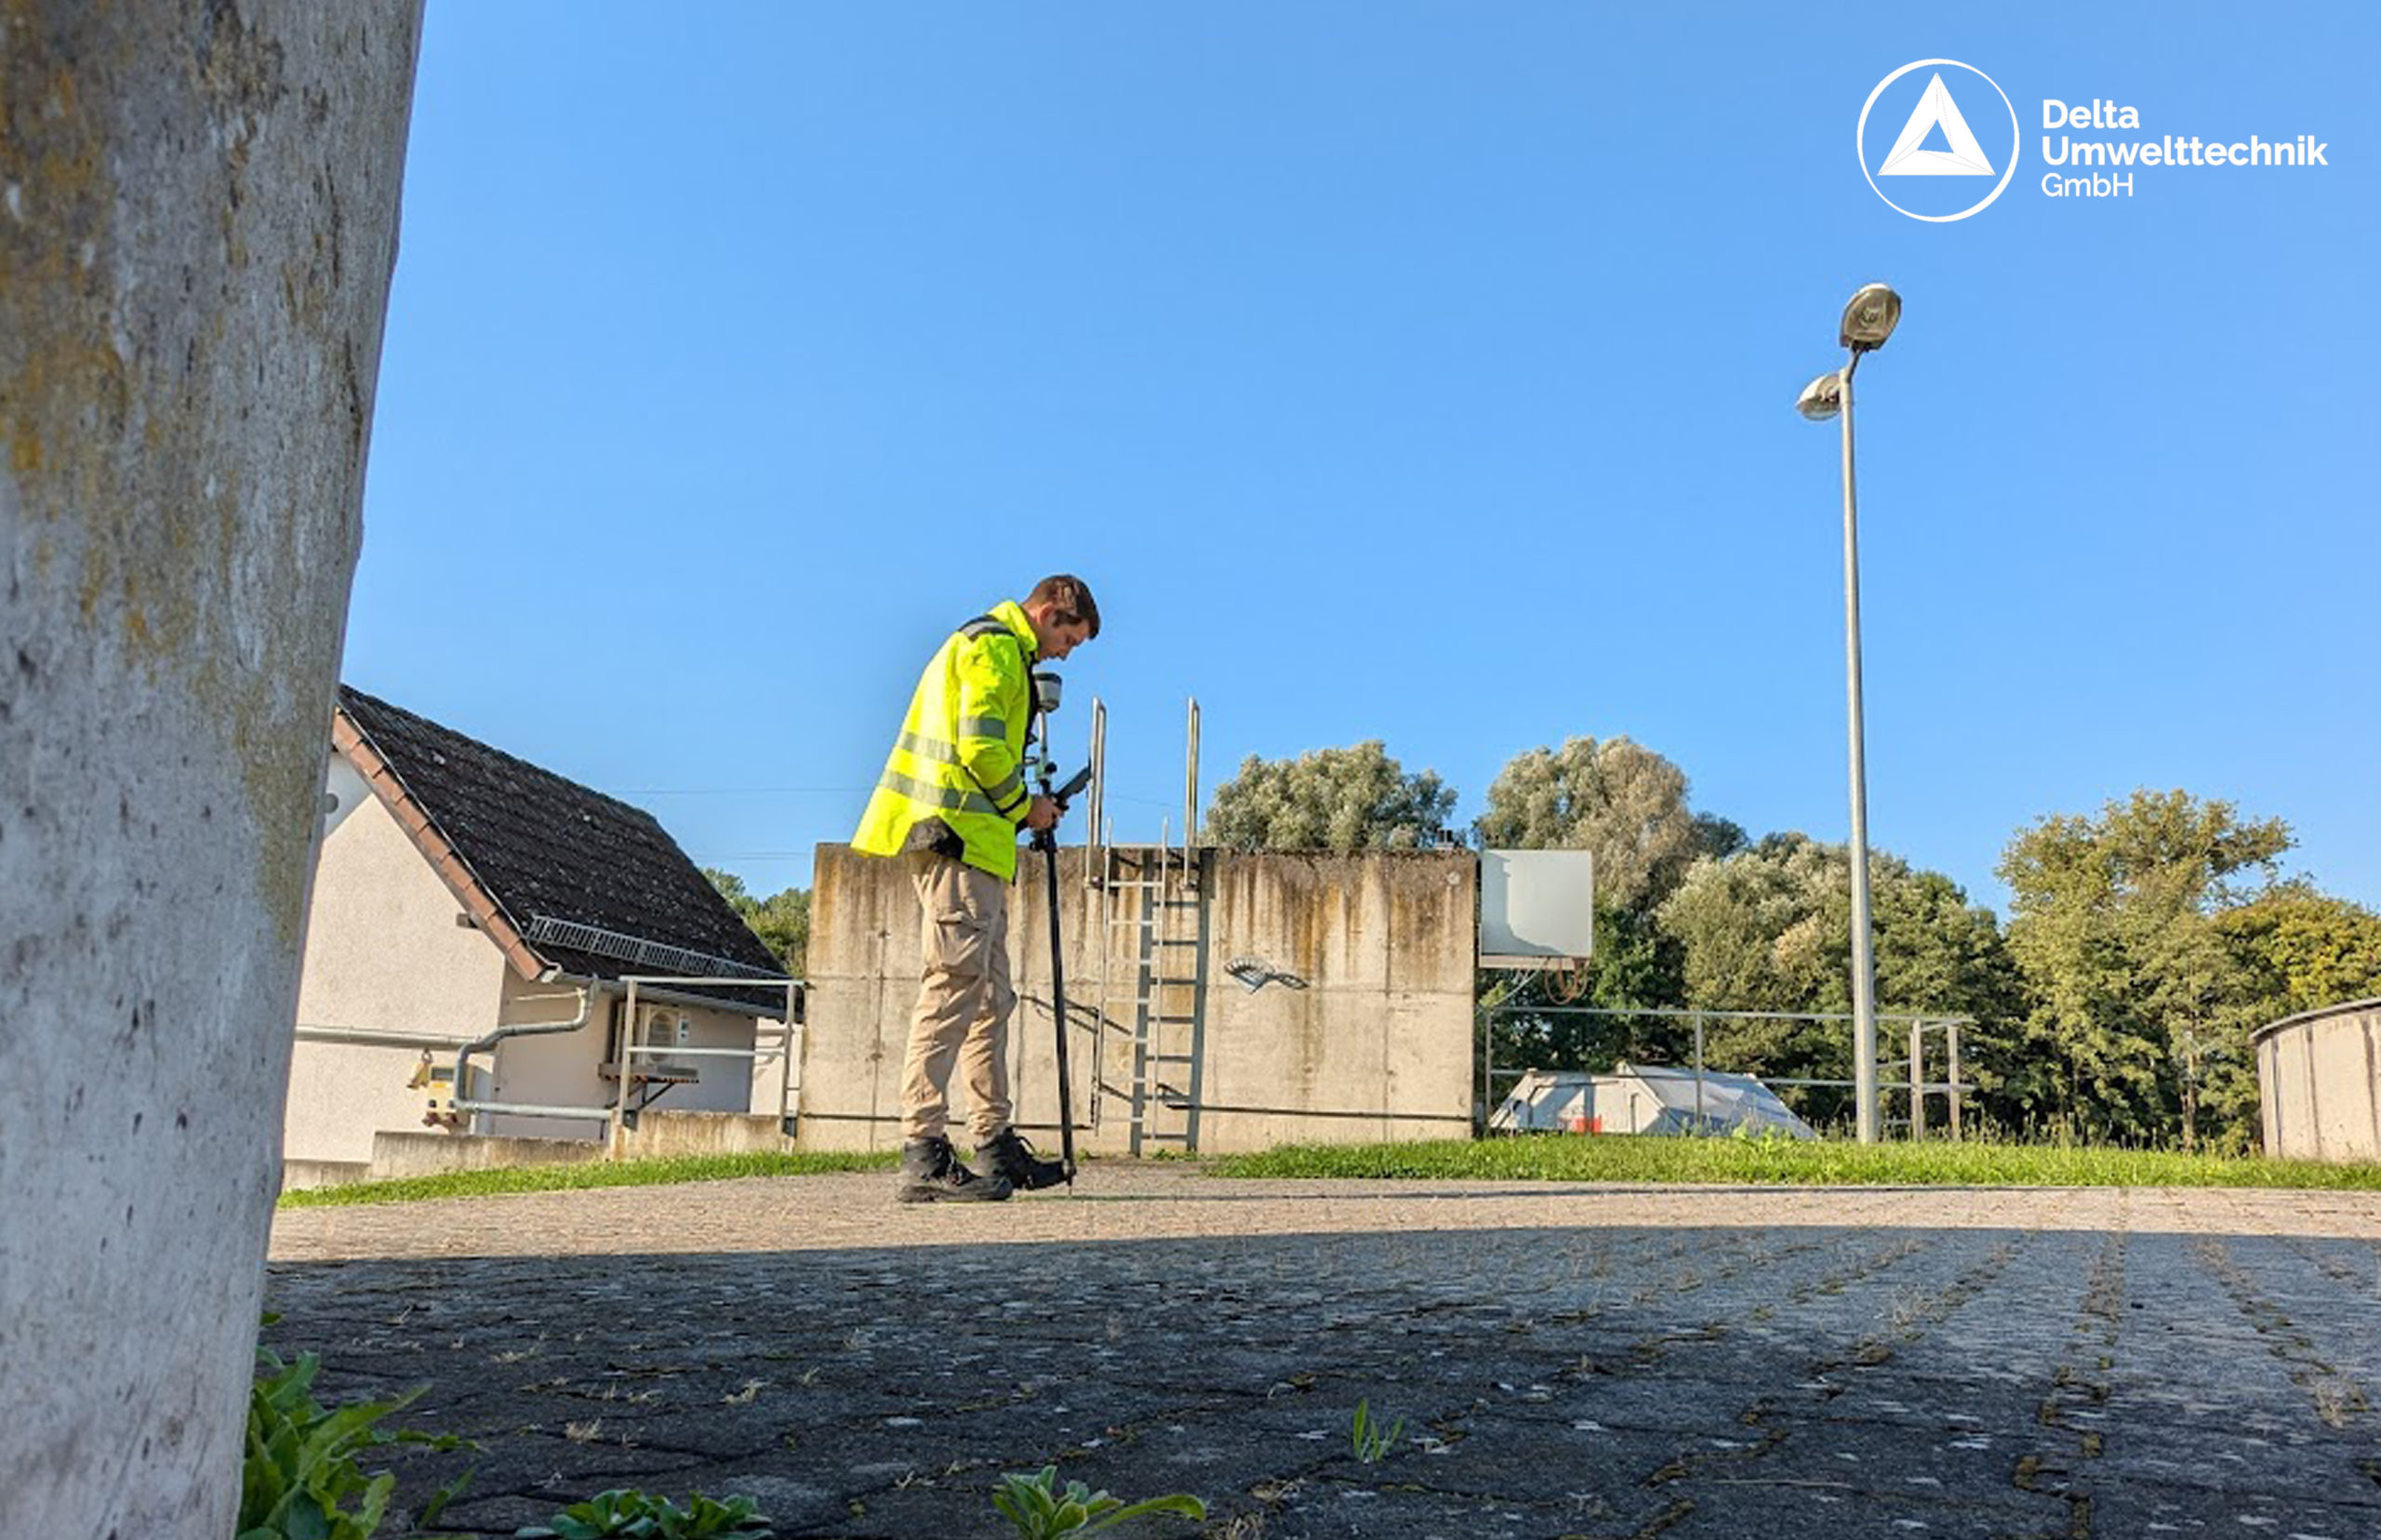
[977,1128,1070,1191]
[897,1135,1012,1203]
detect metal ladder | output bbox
[1096,843,1209,1155]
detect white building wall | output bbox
[486,977,761,1143]
[285,790,509,1163]
[483,973,613,1142]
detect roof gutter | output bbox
[540,968,793,1020]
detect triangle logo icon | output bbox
[1876,73,1996,176]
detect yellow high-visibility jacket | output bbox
[851,600,1038,880]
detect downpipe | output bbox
[446,983,597,1125]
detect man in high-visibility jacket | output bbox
[852,574,1100,1202]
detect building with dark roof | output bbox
[284,686,792,1182]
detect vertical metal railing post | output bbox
[1909,1019,1925,1141]
[1466,994,1485,1137]
[1183,697,1200,866]
[777,981,803,1141]
[1086,697,1108,1133]
[1948,1020,1964,1141]
[608,979,639,1157]
[1087,697,1106,885]
[1693,1012,1706,1135]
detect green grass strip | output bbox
[279,1149,898,1209]
[1209,1135,2381,1190]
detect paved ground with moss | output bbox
[265,1162,2381,1539]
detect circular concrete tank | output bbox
[2253,998,2381,1162]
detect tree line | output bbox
[705,868,810,978]
[1203,737,2381,1150]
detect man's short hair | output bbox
[1026,574,1100,639]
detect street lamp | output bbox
[1797,282,1900,1145]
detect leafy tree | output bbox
[2197,889,2381,1142]
[1203,741,1457,853]
[704,868,811,976]
[1691,814,1749,863]
[1472,736,1714,912]
[744,888,811,976]
[1657,834,2021,1127]
[1472,737,1730,1082]
[1997,790,2291,1148]
[1482,902,1691,1080]
[1470,737,1770,1093]
[2214,888,2381,1019]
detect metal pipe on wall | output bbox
[450,985,592,1133]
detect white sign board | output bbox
[1479,849,1594,968]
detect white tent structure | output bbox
[1489,1063,1816,1139]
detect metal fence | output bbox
[1477,1002,1975,1139]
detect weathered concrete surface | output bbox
[2258,999,2381,1162]
[802,845,1476,1154]
[620,1110,803,1159]
[352,1111,804,1188]
[0,4,422,1533]
[282,1157,373,1191]
[267,1167,2381,1538]
[369,1130,607,1181]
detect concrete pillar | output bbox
[0,6,422,1533]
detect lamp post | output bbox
[1797,283,1901,1145]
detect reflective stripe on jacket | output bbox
[851,599,1038,879]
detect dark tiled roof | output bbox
[336,685,786,1004]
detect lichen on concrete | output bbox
[0,3,425,1533]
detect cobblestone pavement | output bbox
[265,1165,2381,1539]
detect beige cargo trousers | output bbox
[898,849,1016,1143]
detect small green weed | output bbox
[239,1344,473,1540]
[517,1488,774,1538]
[990,1466,1205,1538]
[1350,1398,1403,1464]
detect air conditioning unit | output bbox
[636,1006,698,1084]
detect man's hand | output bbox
[1024,795,1061,832]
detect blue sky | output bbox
[347,3,2381,917]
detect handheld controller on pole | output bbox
[1029,670,1092,1186]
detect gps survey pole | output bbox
[1030,762,1092,1186]
[1028,666,1091,1187]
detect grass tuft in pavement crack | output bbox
[1350,1397,1404,1464]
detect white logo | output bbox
[1857,60,2020,221]
[1878,74,1996,176]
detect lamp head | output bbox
[1839,283,1902,352]
[1796,371,1844,422]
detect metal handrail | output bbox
[606,974,807,1152]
